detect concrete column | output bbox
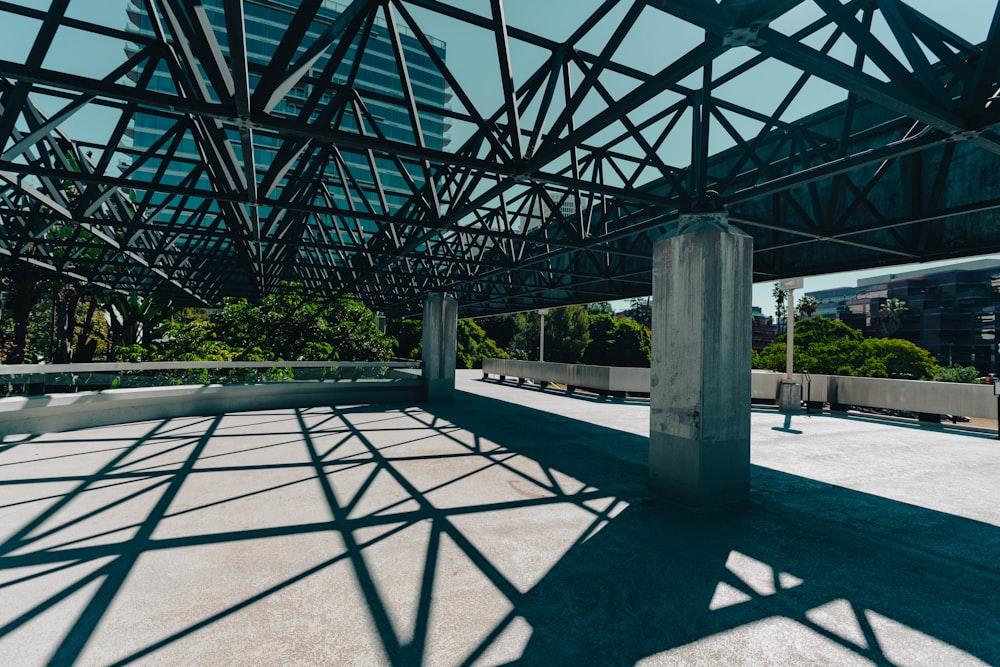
[649,211,752,507]
[422,293,458,402]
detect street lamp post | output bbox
[777,277,803,412]
[538,308,549,362]
[785,287,795,380]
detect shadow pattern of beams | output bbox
[0,395,998,664]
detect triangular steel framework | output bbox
[2,0,1000,316]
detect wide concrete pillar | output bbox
[649,211,752,507]
[422,293,458,402]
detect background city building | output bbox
[124,0,448,226]
[807,258,1000,372]
[751,305,775,352]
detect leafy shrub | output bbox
[754,317,937,379]
[933,364,982,383]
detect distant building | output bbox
[751,305,776,352]
[125,0,448,224]
[807,259,1000,372]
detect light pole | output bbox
[777,277,803,412]
[785,288,795,379]
[538,308,549,362]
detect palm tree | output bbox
[772,283,786,330]
[796,295,819,320]
[879,298,908,337]
[103,291,172,356]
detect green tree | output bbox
[753,316,936,379]
[72,291,104,363]
[624,297,651,328]
[793,316,862,348]
[211,286,393,361]
[546,305,590,364]
[3,166,113,364]
[151,309,237,362]
[755,341,788,373]
[477,314,524,351]
[879,297,908,337]
[3,268,46,364]
[52,284,80,363]
[860,338,936,379]
[933,364,982,383]
[510,311,540,360]
[584,302,614,316]
[583,314,651,367]
[583,314,617,366]
[456,319,509,369]
[772,283,786,328]
[103,291,173,357]
[609,318,651,367]
[796,295,818,320]
[387,319,422,359]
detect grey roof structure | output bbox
[3,1,1000,315]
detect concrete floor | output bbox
[1,369,998,666]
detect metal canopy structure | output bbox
[2,0,1000,316]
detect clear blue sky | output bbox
[4,1,996,316]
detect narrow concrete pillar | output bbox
[422,293,458,402]
[649,211,752,507]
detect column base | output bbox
[778,381,802,413]
[426,377,456,403]
[648,432,750,507]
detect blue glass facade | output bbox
[125,0,447,234]
[807,259,1000,372]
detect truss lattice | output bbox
[2,1,1000,315]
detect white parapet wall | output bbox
[482,360,999,420]
[482,358,650,394]
[0,380,424,437]
[0,361,424,437]
[750,371,998,419]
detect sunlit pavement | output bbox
[1,369,998,665]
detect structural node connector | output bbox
[950,129,980,142]
[690,190,725,214]
[722,24,763,48]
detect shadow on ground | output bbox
[431,390,1000,666]
[0,389,997,665]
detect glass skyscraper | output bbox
[123,0,448,273]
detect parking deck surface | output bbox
[1,369,998,665]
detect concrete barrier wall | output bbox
[482,358,650,393]
[750,372,831,404]
[484,360,998,419]
[832,375,996,418]
[749,371,997,418]
[0,360,422,376]
[0,379,424,437]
